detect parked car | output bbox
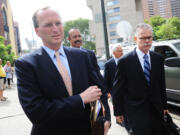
[151,40,180,104]
[164,57,180,103]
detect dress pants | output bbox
[124,102,166,135]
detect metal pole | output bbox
[100,0,110,60]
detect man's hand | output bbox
[104,121,111,135]
[80,86,102,104]
[116,115,124,124]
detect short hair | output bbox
[112,44,122,53]
[32,7,61,28]
[68,28,80,40]
[135,23,153,36]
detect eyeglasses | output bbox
[139,36,152,41]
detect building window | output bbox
[2,7,9,40]
[94,14,102,24]
[108,15,121,21]
[107,7,120,14]
[110,31,117,36]
[107,0,119,6]
[109,23,117,29]
[4,32,9,40]
[111,39,117,44]
[2,8,8,26]
[117,38,123,42]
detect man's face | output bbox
[7,61,10,66]
[68,29,82,48]
[113,47,123,58]
[35,9,64,48]
[135,28,153,54]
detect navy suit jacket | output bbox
[112,49,167,116]
[81,48,104,81]
[15,46,110,135]
[104,58,116,94]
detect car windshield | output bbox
[174,42,180,52]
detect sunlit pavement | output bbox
[0,77,179,135]
[0,77,32,135]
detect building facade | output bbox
[0,0,9,43]
[170,0,180,18]
[14,22,21,56]
[87,0,144,56]
[0,0,18,55]
[142,0,172,20]
[142,0,180,20]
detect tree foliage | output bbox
[0,36,17,65]
[168,17,180,35]
[145,16,180,40]
[63,18,96,51]
[156,23,177,40]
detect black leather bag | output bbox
[163,113,180,135]
[90,101,105,135]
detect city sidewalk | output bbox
[0,77,32,135]
[0,77,128,135]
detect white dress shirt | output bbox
[136,47,151,71]
[42,45,72,80]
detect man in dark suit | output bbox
[104,44,123,95]
[112,23,168,135]
[68,28,111,134]
[15,7,110,135]
[68,28,101,74]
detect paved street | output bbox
[0,77,180,135]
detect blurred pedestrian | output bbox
[0,59,7,101]
[4,61,12,88]
[104,44,123,96]
[112,23,169,135]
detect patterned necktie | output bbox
[55,51,72,96]
[143,54,150,86]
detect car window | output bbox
[154,46,177,59]
[173,42,180,52]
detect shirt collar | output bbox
[42,44,66,59]
[113,55,120,65]
[136,47,150,59]
[70,46,82,49]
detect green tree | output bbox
[149,16,166,28]
[0,36,17,65]
[63,18,96,51]
[168,17,180,35]
[156,23,178,40]
[146,16,166,40]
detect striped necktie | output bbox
[143,54,150,86]
[55,51,72,96]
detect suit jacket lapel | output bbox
[112,58,116,68]
[149,51,156,87]
[39,47,69,96]
[111,58,117,75]
[133,49,148,86]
